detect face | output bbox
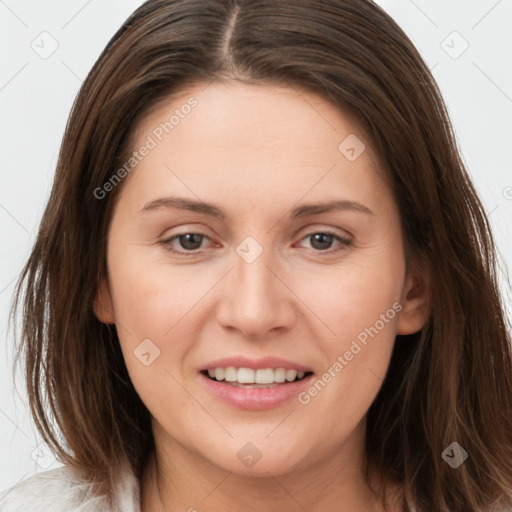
[95,81,428,478]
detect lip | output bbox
[199,371,315,410]
[199,355,313,372]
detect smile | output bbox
[203,367,312,386]
[199,370,315,410]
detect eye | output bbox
[296,230,352,253]
[160,232,213,254]
[159,229,352,256]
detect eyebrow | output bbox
[139,196,374,219]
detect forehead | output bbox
[118,81,392,220]
[134,81,373,159]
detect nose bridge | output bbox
[235,242,277,303]
[217,236,295,337]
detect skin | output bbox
[94,81,430,512]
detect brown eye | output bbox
[160,232,211,254]
[175,233,204,250]
[309,233,335,251]
[298,231,352,253]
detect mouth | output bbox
[201,367,314,388]
[198,356,316,409]
[199,368,315,410]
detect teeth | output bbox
[205,367,309,384]
[225,367,237,382]
[286,369,297,382]
[255,368,274,384]
[274,368,286,383]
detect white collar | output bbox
[0,462,140,512]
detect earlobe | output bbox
[93,278,116,324]
[396,265,431,335]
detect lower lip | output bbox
[199,372,314,410]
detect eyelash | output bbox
[159,230,352,256]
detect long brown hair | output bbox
[9,0,512,510]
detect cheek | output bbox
[105,247,206,395]
[107,266,196,416]
[297,253,403,342]
[107,243,207,336]
[292,254,403,412]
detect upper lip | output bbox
[199,356,313,373]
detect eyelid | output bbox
[295,224,353,240]
[159,225,353,256]
[293,229,352,254]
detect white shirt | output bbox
[5,465,508,511]
[0,463,140,512]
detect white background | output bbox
[1,0,511,491]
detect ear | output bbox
[396,261,431,335]
[93,277,115,324]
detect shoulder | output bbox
[0,464,140,512]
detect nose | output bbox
[216,247,296,340]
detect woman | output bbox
[1,0,511,511]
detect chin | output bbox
[202,440,310,477]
